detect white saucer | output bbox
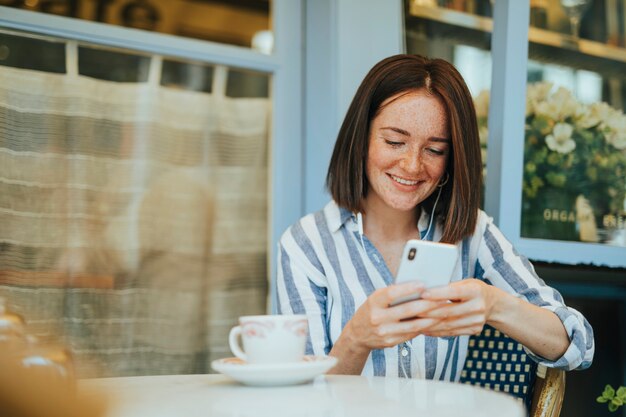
[211,355,337,387]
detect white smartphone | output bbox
[390,240,459,306]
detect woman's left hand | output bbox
[417,279,501,337]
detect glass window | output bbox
[519,1,626,247]
[0,28,272,377]
[226,68,269,98]
[405,0,626,248]
[2,0,273,53]
[79,45,151,82]
[0,31,65,72]
[161,59,214,93]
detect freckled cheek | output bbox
[422,156,448,179]
[366,151,396,174]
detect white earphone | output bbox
[425,172,449,239]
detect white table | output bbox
[80,374,526,417]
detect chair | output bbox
[459,325,566,417]
[529,365,566,417]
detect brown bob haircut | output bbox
[326,54,482,244]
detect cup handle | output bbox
[228,326,247,361]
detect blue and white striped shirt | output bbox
[277,200,594,380]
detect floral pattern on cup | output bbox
[284,319,308,337]
[242,321,275,339]
[220,355,325,366]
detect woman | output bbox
[277,54,594,379]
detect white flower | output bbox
[526,82,553,116]
[576,102,612,129]
[602,110,626,149]
[606,128,626,150]
[545,122,576,154]
[474,90,490,119]
[527,82,553,104]
[478,125,489,146]
[534,100,560,120]
[554,87,580,116]
[603,108,626,131]
[526,99,535,117]
[534,87,579,121]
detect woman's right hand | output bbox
[345,281,445,351]
[328,281,445,375]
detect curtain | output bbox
[0,42,270,376]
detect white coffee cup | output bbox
[228,315,308,364]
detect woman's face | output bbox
[364,89,450,213]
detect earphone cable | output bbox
[425,185,443,241]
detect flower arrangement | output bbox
[474,83,626,241]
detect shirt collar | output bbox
[325,201,354,233]
[417,206,430,234]
[327,200,432,236]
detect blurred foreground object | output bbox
[0,296,108,417]
[0,355,108,417]
[0,295,25,346]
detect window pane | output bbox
[226,68,269,98]
[4,0,273,53]
[520,1,626,247]
[161,59,214,93]
[406,1,626,248]
[79,46,151,82]
[0,31,65,73]
[0,28,272,377]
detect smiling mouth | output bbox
[389,174,420,186]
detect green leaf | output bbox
[598,396,609,403]
[545,172,567,187]
[532,115,551,134]
[578,129,594,142]
[604,385,616,399]
[613,397,624,406]
[547,153,561,166]
[586,166,598,181]
[608,402,618,412]
[616,386,626,399]
[530,176,544,189]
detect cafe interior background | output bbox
[0,0,625,415]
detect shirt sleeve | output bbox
[276,224,332,356]
[474,213,594,371]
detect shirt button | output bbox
[401,347,409,357]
